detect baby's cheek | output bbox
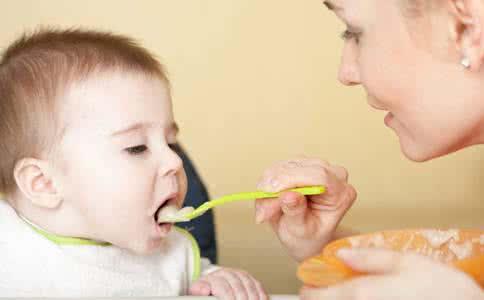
[178,171,188,203]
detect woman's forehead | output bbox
[323,0,363,11]
[323,0,361,16]
[325,1,396,26]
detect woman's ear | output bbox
[447,0,484,70]
[13,158,63,209]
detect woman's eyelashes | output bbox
[341,29,361,43]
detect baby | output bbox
[0,28,266,298]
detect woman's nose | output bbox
[338,43,361,86]
[157,145,183,177]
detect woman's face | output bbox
[325,0,484,161]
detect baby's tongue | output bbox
[156,205,194,223]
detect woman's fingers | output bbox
[255,157,357,261]
[337,248,434,274]
[279,191,309,228]
[257,158,329,193]
[255,197,282,224]
[327,164,349,182]
[300,276,383,300]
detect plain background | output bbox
[1,0,483,294]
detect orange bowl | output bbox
[297,229,484,288]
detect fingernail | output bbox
[257,182,273,192]
[258,179,279,192]
[269,178,279,190]
[282,196,298,208]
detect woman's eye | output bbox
[125,145,148,155]
[340,30,361,43]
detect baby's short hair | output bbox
[0,28,168,194]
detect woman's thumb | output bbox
[337,248,417,274]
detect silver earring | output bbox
[461,57,471,68]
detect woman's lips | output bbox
[384,112,394,126]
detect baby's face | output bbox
[55,71,187,254]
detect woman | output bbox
[256,0,484,298]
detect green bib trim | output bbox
[174,226,201,281]
[21,216,111,246]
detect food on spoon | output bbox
[156,205,195,223]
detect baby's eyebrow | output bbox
[110,122,179,137]
[110,122,146,137]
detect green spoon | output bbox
[157,185,326,223]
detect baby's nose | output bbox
[157,146,183,177]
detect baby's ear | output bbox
[13,158,63,209]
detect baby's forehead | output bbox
[59,71,172,136]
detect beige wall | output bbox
[1,0,483,294]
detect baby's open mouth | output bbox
[154,199,174,224]
[155,200,194,224]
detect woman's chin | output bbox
[399,138,443,162]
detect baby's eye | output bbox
[125,145,148,155]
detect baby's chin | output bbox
[126,237,168,255]
[116,224,174,255]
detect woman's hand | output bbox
[300,248,483,300]
[255,158,357,262]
